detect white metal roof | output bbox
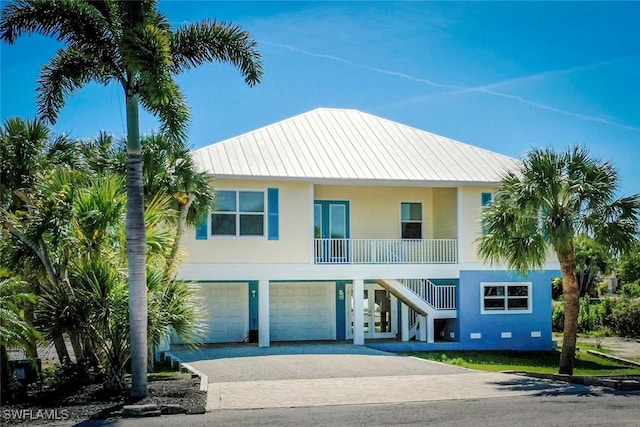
[193,108,519,185]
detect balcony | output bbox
[314,238,458,264]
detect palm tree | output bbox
[1,0,262,397]
[477,146,640,375]
[138,133,215,277]
[0,275,42,399]
[0,116,78,211]
[0,117,78,363]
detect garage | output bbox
[270,282,336,341]
[197,283,248,343]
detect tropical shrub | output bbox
[610,298,640,338]
[595,297,616,328]
[618,282,640,299]
[552,303,564,332]
[577,296,598,333]
[551,277,563,300]
[617,244,640,285]
[597,281,610,297]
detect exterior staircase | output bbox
[375,278,457,342]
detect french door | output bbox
[314,201,349,262]
[347,284,397,339]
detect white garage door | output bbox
[270,282,335,341]
[199,283,248,343]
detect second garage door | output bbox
[270,282,335,341]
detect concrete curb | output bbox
[165,351,209,393]
[505,371,640,391]
[587,350,640,367]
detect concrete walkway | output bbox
[169,344,593,411]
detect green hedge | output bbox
[552,296,640,338]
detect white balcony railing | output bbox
[314,238,458,264]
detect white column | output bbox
[401,303,409,342]
[309,182,315,264]
[427,318,435,343]
[418,315,427,342]
[353,279,365,345]
[457,186,464,264]
[258,279,270,348]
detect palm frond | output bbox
[137,75,190,141]
[171,19,263,86]
[119,18,171,75]
[37,46,114,123]
[0,0,113,52]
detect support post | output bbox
[401,303,409,342]
[258,280,270,347]
[457,186,464,264]
[418,315,427,342]
[427,318,435,343]
[353,279,365,345]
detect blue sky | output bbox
[2,1,639,195]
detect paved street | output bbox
[77,392,640,427]
[55,343,640,426]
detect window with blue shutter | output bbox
[195,215,208,240]
[481,192,493,234]
[267,188,279,240]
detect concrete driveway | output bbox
[168,343,593,410]
[169,343,467,382]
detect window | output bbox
[481,282,531,314]
[481,192,493,234]
[401,202,422,239]
[211,190,265,236]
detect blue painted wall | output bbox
[335,282,347,340]
[249,281,259,331]
[457,270,559,350]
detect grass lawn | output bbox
[407,349,640,376]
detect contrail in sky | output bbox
[263,41,464,90]
[264,41,640,133]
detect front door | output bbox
[347,284,397,339]
[314,201,350,262]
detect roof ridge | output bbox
[194,108,359,153]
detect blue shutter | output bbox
[267,188,279,240]
[195,215,208,240]
[481,193,492,234]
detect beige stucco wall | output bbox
[313,185,457,240]
[432,188,457,239]
[461,185,558,264]
[182,179,312,264]
[461,185,496,263]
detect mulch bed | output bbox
[1,374,206,424]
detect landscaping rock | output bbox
[122,403,162,417]
[160,404,186,415]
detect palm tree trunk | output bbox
[166,195,195,278]
[126,93,148,398]
[53,335,71,364]
[558,249,579,375]
[22,300,39,360]
[69,332,84,362]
